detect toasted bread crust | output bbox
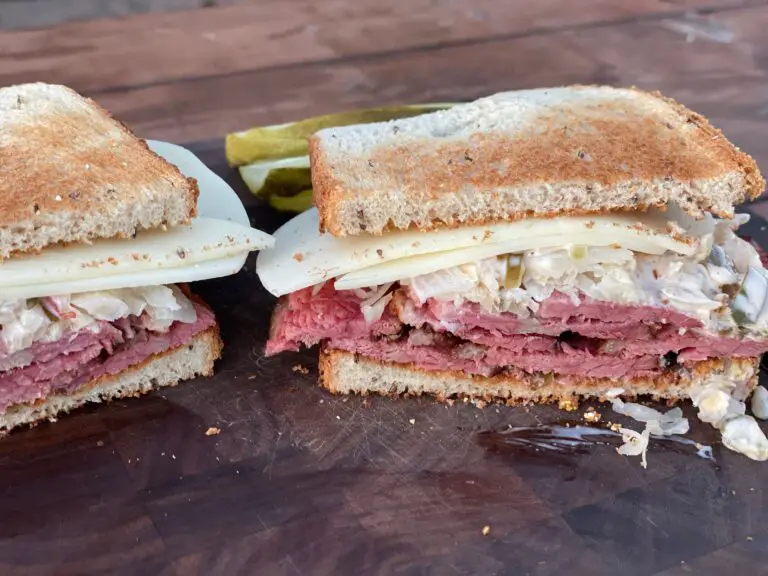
[319,347,759,406]
[640,87,764,202]
[310,85,765,236]
[0,83,198,258]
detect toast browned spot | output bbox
[309,85,764,237]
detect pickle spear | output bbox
[228,103,457,212]
[226,104,454,167]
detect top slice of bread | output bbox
[0,83,199,260]
[309,85,765,236]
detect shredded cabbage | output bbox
[396,214,765,334]
[362,293,393,325]
[616,426,650,468]
[751,386,768,421]
[70,292,131,321]
[0,284,197,355]
[610,399,690,436]
[0,301,51,355]
[720,415,768,461]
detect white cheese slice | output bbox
[256,208,697,296]
[0,218,273,299]
[0,141,274,300]
[334,230,678,290]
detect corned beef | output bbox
[266,285,768,379]
[0,301,216,412]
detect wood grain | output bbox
[0,0,761,92]
[76,5,768,172]
[2,1,768,574]
[0,0,207,30]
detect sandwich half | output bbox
[258,86,768,417]
[0,83,272,433]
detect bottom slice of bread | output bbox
[0,326,223,434]
[319,348,759,405]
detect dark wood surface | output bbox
[3,1,768,574]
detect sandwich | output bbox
[257,86,768,457]
[0,83,273,433]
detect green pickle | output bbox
[269,189,314,212]
[227,103,456,212]
[503,256,525,289]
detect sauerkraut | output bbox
[0,285,197,355]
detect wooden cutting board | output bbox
[0,149,766,576]
[3,1,768,573]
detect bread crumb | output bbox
[747,536,753,541]
[55,195,62,201]
[409,418,416,425]
[292,364,310,375]
[583,408,601,424]
[482,525,490,536]
[293,252,304,262]
[610,422,622,432]
[205,427,221,436]
[96,440,104,447]
[248,375,257,380]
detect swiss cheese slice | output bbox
[1,141,275,300]
[256,208,697,296]
[1,218,274,300]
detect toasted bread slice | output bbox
[0,325,222,434]
[319,348,758,406]
[0,83,199,260]
[309,86,764,237]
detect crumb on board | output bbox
[609,422,622,432]
[482,525,490,536]
[205,427,221,436]
[293,252,304,262]
[292,364,310,375]
[248,375,257,380]
[409,418,416,425]
[559,398,578,412]
[583,408,601,424]
[96,440,104,447]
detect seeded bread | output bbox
[309,86,764,236]
[0,326,222,434]
[319,348,759,406]
[0,83,199,260]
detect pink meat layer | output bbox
[0,302,216,412]
[267,285,768,378]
